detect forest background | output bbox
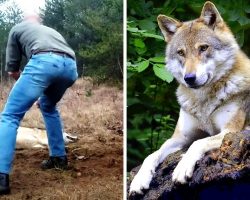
[0,0,123,83]
[127,0,250,171]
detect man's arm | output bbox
[5,27,22,73]
[8,71,21,80]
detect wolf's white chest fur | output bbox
[177,75,246,135]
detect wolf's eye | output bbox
[177,50,185,57]
[199,45,209,52]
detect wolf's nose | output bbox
[184,74,196,85]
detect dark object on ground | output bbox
[0,173,10,195]
[128,131,250,200]
[41,156,68,170]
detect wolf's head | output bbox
[158,1,239,89]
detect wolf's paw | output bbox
[172,152,200,184]
[129,152,159,195]
[129,168,153,195]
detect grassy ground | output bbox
[0,78,123,200]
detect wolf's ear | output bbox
[157,15,182,42]
[200,1,223,28]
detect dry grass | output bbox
[0,77,123,200]
[0,77,123,136]
[21,78,122,133]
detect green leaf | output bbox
[127,61,132,66]
[228,10,239,21]
[149,57,165,63]
[127,21,137,27]
[138,19,156,31]
[245,6,250,13]
[154,64,165,68]
[127,27,139,32]
[137,60,150,72]
[141,32,164,40]
[135,47,147,55]
[238,16,250,26]
[134,38,145,48]
[127,97,141,106]
[153,64,173,83]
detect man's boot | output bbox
[41,156,68,170]
[0,173,10,195]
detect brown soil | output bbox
[0,78,123,200]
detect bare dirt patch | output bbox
[0,78,123,200]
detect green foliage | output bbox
[0,1,23,80]
[0,0,122,83]
[127,0,250,170]
[42,0,65,33]
[42,0,123,81]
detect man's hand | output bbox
[8,71,21,80]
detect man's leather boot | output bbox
[41,156,68,170]
[0,173,10,195]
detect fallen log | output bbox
[128,130,250,200]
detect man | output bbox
[0,14,78,195]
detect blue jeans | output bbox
[0,53,78,174]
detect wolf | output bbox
[129,1,250,195]
[16,127,78,149]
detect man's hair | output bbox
[23,12,42,24]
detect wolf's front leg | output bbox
[172,106,246,184]
[172,131,227,184]
[129,109,199,194]
[129,137,186,194]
